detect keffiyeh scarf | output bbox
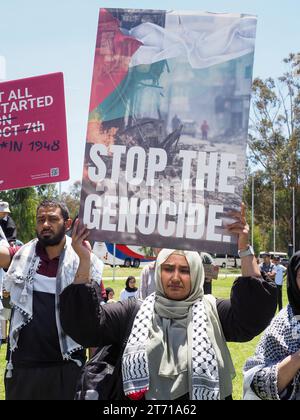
[122,293,220,400]
[244,305,300,400]
[4,236,103,377]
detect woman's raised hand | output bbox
[225,202,250,251]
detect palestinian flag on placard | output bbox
[80,8,257,255]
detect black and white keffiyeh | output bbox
[122,293,220,400]
[4,236,103,377]
[244,305,300,400]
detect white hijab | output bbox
[149,249,204,379]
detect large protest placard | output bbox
[80,8,257,254]
[0,72,69,190]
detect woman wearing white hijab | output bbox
[60,207,277,400]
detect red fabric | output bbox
[100,279,106,299]
[127,389,148,400]
[8,245,21,258]
[89,9,142,112]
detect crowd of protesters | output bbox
[0,199,298,400]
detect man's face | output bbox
[263,256,271,264]
[36,206,71,247]
[0,212,8,219]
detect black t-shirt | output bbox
[260,262,275,273]
[0,216,17,243]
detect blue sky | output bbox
[1,0,299,191]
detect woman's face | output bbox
[108,291,114,300]
[296,269,300,290]
[161,254,191,300]
[128,278,136,289]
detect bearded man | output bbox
[0,199,104,400]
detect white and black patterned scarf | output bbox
[244,305,300,400]
[4,236,103,376]
[122,293,220,400]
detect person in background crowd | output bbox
[104,287,116,303]
[171,114,181,132]
[137,248,161,300]
[120,276,138,301]
[201,120,209,140]
[60,204,277,400]
[200,252,219,295]
[259,253,276,281]
[244,251,300,400]
[0,201,17,245]
[0,199,104,400]
[273,256,287,311]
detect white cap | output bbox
[0,201,11,213]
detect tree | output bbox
[140,246,154,257]
[0,184,59,243]
[60,180,81,220]
[244,173,272,252]
[0,187,39,243]
[246,53,300,251]
[36,184,58,200]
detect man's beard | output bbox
[37,225,66,247]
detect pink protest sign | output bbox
[0,72,69,190]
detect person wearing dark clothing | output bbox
[0,199,105,400]
[259,253,276,281]
[172,114,181,131]
[60,206,277,400]
[244,252,300,400]
[200,252,219,295]
[0,201,17,244]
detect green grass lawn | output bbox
[0,269,285,400]
[0,346,6,400]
